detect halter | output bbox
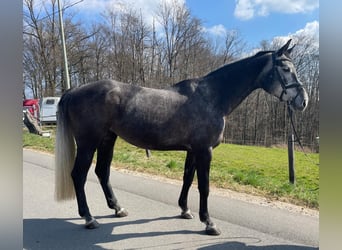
[270,52,302,102]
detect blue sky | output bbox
[185,0,319,47]
[66,0,319,48]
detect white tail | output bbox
[54,98,76,201]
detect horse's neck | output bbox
[203,55,269,115]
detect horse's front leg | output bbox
[178,151,196,219]
[195,147,221,236]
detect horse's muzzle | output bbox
[289,87,309,112]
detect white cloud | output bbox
[234,0,255,20]
[202,24,227,37]
[76,0,185,26]
[234,0,319,20]
[294,20,319,39]
[272,21,319,48]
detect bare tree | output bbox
[156,0,204,83]
[23,0,61,97]
[87,24,109,81]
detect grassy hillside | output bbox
[23,129,319,208]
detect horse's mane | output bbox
[254,50,274,57]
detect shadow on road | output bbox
[24,216,318,250]
[198,242,318,250]
[24,215,199,249]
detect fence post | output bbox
[288,134,295,184]
[145,149,151,158]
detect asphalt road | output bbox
[23,149,318,250]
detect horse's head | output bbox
[260,39,309,111]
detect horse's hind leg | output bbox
[178,151,196,219]
[95,132,128,218]
[71,146,98,229]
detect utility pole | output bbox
[57,0,70,90]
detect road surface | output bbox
[23,149,318,250]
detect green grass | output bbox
[23,129,319,209]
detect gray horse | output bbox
[55,40,308,235]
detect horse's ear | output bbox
[277,39,292,56]
[287,44,296,55]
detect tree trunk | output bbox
[23,111,43,135]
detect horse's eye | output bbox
[283,67,291,72]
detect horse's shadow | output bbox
[197,242,318,250]
[23,215,318,250]
[23,215,200,249]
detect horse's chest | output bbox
[191,115,225,146]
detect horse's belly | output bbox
[112,114,223,151]
[112,120,190,150]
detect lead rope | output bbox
[287,103,319,167]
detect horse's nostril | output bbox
[302,100,306,108]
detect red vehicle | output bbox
[23,99,40,120]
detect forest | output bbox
[23,0,319,151]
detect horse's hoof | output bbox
[116,208,128,217]
[85,218,99,229]
[205,224,221,236]
[180,209,194,219]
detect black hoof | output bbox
[180,209,194,219]
[206,224,221,236]
[116,208,128,217]
[85,218,99,229]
